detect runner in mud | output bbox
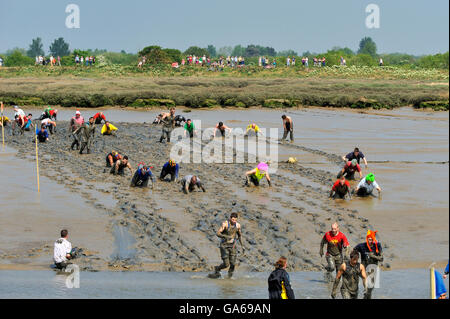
[106,151,122,167]
[130,163,155,188]
[181,175,206,193]
[354,173,381,197]
[174,115,186,127]
[160,160,179,182]
[53,229,79,270]
[110,155,132,176]
[93,112,107,125]
[36,124,49,143]
[245,162,272,187]
[21,114,34,133]
[101,121,118,136]
[41,117,57,134]
[184,119,196,138]
[13,106,26,127]
[39,106,58,121]
[70,111,84,150]
[268,256,296,299]
[245,123,262,137]
[213,122,232,137]
[331,250,368,299]
[159,108,176,143]
[0,115,10,127]
[343,147,368,168]
[329,175,352,199]
[74,117,96,154]
[337,159,362,181]
[281,115,294,143]
[320,223,350,280]
[209,212,245,279]
[353,230,383,299]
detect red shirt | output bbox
[344,162,361,173]
[332,180,350,192]
[323,231,350,256]
[93,113,106,121]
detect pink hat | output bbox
[257,162,268,171]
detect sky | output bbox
[0,0,448,55]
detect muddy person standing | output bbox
[70,111,84,150]
[159,107,176,143]
[320,223,350,281]
[281,115,294,143]
[74,117,96,154]
[331,250,368,299]
[209,213,245,279]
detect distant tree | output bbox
[358,37,377,57]
[6,47,27,56]
[330,46,354,56]
[207,45,217,58]
[263,47,277,57]
[49,37,70,57]
[184,46,209,57]
[139,46,171,64]
[5,50,34,66]
[217,46,233,57]
[277,50,298,57]
[27,37,45,57]
[163,48,182,63]
[245,45,260,57]
[231,45,245,57]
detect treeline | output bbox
[0,37,448,69]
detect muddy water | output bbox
[0,106,448,273]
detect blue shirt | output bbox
[163,162,179,178]
[346,152,365,163]
[37,129,48,140]
[137,167,154,180]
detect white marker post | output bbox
[35,121,40,193]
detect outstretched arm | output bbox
[331,263,345,299]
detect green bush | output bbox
[414,100,449,111]
[5,50,34,66]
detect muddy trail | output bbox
[4,121,388,273]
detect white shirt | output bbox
[41,118,51,125]
[54,238,72,263]
[14,109,25,117]
[357,179,380,194]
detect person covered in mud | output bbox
[21,114,34,133]
[343,147,368,168]
[281,115,294,143]
[330,175,352,199]
[13,106,26,128]
[209,213,245,279]
[36,124,49,143]
[213,122,232,137]
[39,106,58,121]
[152,113,166,125]
[353,230,383,299]
[268,256,296,299]
[160,160,179,182]
[181,175,205,193]
[110,155,132,176]
[337,159,362,181]
[245,162,272,187]
[174,115,186,127]
[130,163,155,188]
[354,173,381,198]
[0,115,10,127]
[320,223,350,280]
[331,250,368,299]
[41,117,57,134]
[245,123,262,137]
[53,229,79,270]
[74,117,96,154]
[93,112,107,125]
[184,119,196,138]
[101,121,118,136]
[106,151,122,167]
[159,107,176,143]
[70,111,84,150]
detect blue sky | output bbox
[0,0,448,55]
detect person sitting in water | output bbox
[106,151,122,167]
[174,115,186,127]
[245,123,262,137]
[110,155,132,176]
[245,162,272,187]
[354,173,381,197]
[343,147,368,168]
[93,112,107,125]
[101,121,118,136]
[160,160,179,182]
[36,125,49,143]
[181,175,206,194]
[213,122,232,138]
[41,117,57,134]
[337,159,362,181]
[330,175,352,199]
[53,229,78,270]
[130,163,155,188]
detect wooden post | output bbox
[35,122,40,193]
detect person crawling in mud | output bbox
[337,159,362,181]
[245,123,262,137]
[245,162,272,187]
[353,230,383,299]
[159,108,176,143]
[320,223,350,281]
[73,117,96,154]
[130,163,155,188]
[330,175,352,199]
[0,115,10,127]
[174,115,186,127]
[209,213,245,279]
[331,250,368,299]
[213,122,232,138]
[93,112,107,125]
[101,121,118,136]
[41,117,57,134]
[160,159,179,182]
[354,173,381,198]
[343,147,368,168]
[106,151,122,167]
[181,175,205,193]
[53,229,80,270]
[39,106,58,121]
[70,111,84,150]
[110,155,132,176]
[36,124,49,143]
[21,114,34,133]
